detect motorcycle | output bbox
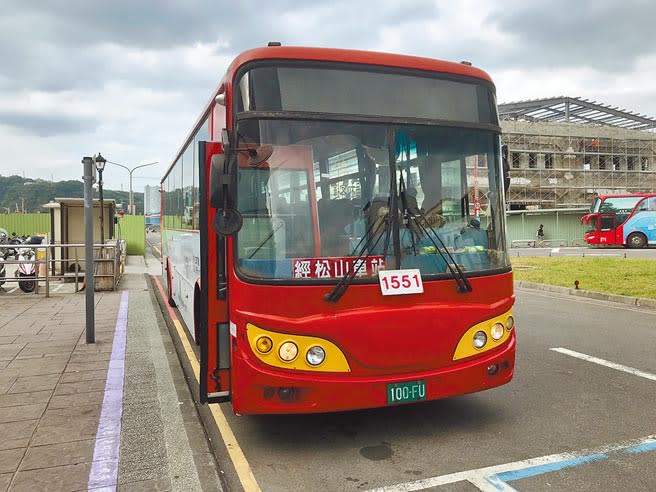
[15,236,42,293]
[0,230,11,288]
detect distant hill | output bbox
[0,174,143,214]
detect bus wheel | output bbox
[627,232,647,249]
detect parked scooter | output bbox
[0,229,12,288]
[14,236,43,293]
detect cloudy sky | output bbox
[1,0,655,192]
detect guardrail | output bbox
[0,241,126,297]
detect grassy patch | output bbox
[511,256,656,299]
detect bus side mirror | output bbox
[210,153,243,236]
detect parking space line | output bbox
[151,275,262,492]
[550,347,656,382]
[364,435,656,492]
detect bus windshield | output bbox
[235,119,509,281]
[593,196,643,225]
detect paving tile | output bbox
[0,448,24,474]
[31,404,102,446]
[0,403,46,424]
[7,374,60,394]
[60,369,108,384]
[0,472,11,492]
[48,390,105,410]
[9,462,93,492]
[0,345,24,362]
[53,379,107,396]
[0,337,17,345]
[0,391,51,408]
[65,361,110,373]
[20,438,105,471]
[0,420,38,451]
[0,378,16,395]
[4,357,69,377]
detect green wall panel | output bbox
[0,214,50,237]
[115,215,145,255]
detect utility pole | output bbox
[81,156,96,344]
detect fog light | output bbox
[255,336,273,353]
[278,387,296,401]
[505,315,515,331]
[473,331,487,349]
[278,341,298,362]
[306,346,325,366]
[491,323,505,341]
[487,364,499,375]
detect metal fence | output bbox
[0,241,126,297]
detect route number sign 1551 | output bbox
[378,269,424,296]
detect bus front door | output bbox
[199,140,232,403]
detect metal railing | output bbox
[511,238,576,248]
[0,241,126,297]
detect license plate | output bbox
[387,380,426,405]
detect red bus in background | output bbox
[581,193,656,248]
[161,45,515,415]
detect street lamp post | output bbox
[94,153,107,244]
[106,160,158,214]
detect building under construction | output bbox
[499,97,656,210]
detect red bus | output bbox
[161,45,516,415]
[581,193,656,248]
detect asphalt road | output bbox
[209,287,656,492]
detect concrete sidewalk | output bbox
[0,256,223,492]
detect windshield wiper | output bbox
[396,166,472,294]
[324,205,389,303]
[400,191,472,294]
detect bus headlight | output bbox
[473,331,487,349]
[491,323,505,341]
[255,336,273,354]
[306,346,325,366]
[505,316,515,331]
[278,341,298,362]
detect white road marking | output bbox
[363,435,656,492]
[550,347,656,382]
[8,286,18,293]
[52,284,64,292]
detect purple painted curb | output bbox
[87,291,129,491]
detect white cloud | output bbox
[0,0,654,192]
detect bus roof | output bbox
[596,193,656,200]
[163,45,496,183]
[225,46,494,84]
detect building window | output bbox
[528,153,537,169]
[511,153,520,169]
[613,156,621,171]
[544,153,553,169]
[642,157,650,171]
[584,155,591,170]
[599,155,606,170]
[627,156,635,171]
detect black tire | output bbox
[627,232,647,249]
[19,276,36,293]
